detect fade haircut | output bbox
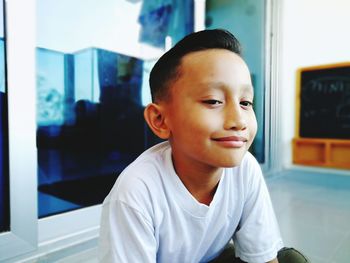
[149,29,242,102]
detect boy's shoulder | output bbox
[236,150,261,173]
[223,151,263,192]
[125,140,170,173]
[106,141,171,201]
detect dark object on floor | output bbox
[209,242,310,263]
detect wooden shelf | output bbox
[293,138,350,169]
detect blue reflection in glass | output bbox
[0,39,4,93]
[0,36,9,232]
[37,47,161,218]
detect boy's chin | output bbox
[215,154,246,168]
[220,161,244,168]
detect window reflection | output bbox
[37,48,161,217]
[0,0,9,232]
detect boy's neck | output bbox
[171,154,223,206]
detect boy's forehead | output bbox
[179,49,248,76]
[171,49,253,96]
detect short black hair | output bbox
[149,29,242,102]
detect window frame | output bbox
[1,0,124,261]
[0,0,37,260]
[265,0,284,175]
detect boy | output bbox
[98,29,306,263]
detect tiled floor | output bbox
[268,169,350,263]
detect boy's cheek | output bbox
[251,116,258,133]
[248,120,258,145]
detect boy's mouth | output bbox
[212,136,248,148]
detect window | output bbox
[0,0,38,260]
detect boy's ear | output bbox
[144,103,170,139]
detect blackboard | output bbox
[298,63,350,139]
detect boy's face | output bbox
[163,49,257,170]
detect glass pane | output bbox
[0,0,10,233]
[36,0,193,218]
[206,0,266,163]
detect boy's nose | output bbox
[223,103,247,131]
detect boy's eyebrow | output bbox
[241,84,254,96]
[197,81,254,95]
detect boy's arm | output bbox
[267,258,279,263]
[99,199,157,263]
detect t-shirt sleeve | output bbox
[98,198,157,263]
[233,154,284,263]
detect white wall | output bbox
[278,0,350,168]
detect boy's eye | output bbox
[202,99,223,105]
[240,101,253,108]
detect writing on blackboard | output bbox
[303,77,350,120]
[299,67,350,139]
[305,77,350,94]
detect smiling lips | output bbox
[212,136,248,148]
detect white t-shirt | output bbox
[98,141,283,263]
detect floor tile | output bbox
[331,233,350,263]
[267,170,350,263]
